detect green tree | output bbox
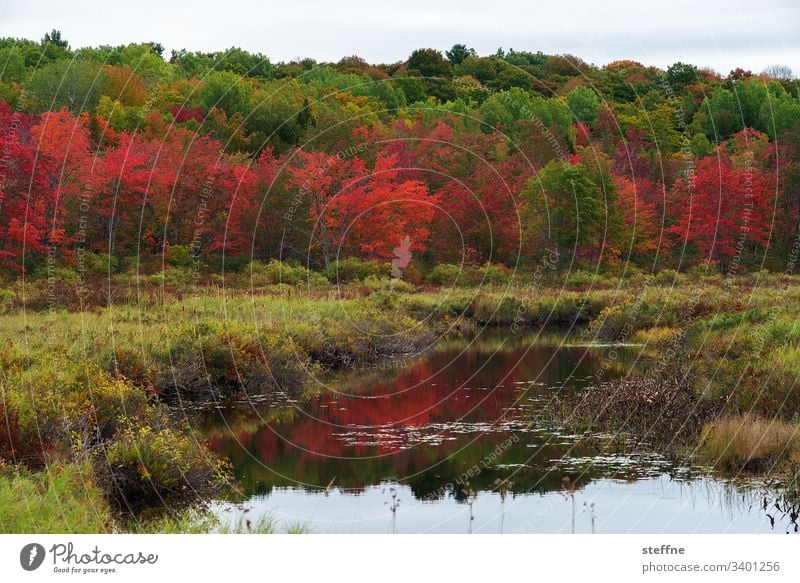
[120,44,171,83]
[489,66,534,90]
[43,29,68,49]
[24,59,106,113]
[0,47,25,82]
[665,62,700,93]
[445,44,476,65]
[453,56,500,85]
[199,70,251,117]
[522,160,606,262]
[407,48,451,78]
[760,88,800,139]
[406,48,454,102]
[40,29,71,63]
[566,85,601,124]
[703,87,741,141]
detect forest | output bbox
[0,32,798,278]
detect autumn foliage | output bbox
[1,38,799,276]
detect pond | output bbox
[202,329,794,534]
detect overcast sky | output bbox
[0,0,798,74]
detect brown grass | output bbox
[700,415,800,471]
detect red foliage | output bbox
[171,105,206,124]
[668,155,772,269]
[287,147,435,261]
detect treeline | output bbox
[1,32,800,276]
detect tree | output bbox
[89,131,160,256]
[760,89,800,139]
[287,148,435,264]
[199,70,251,117]
[0,47,26,83]
[775,122,800,242]
[43,29,69,49]
[0,102,49,270]
[40,29,71,63]
[25,60,106,113]
[32,109,93,239]
[101,65,147,106]
[445,44,476,66]
[407,48,451,79]
[762,64,794,81]
[453,56,500,85]
[333,152,435,261]
[406,49,454,102]
[428,133,525,264]
[119,44,171,84]
[668,155,772,272]
[521,160,606,265]
[666,62,700,93]
[221,148,284,259]
[566,85,601,124]
[615,175,661,263]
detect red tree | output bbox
[668,155,772,271]
[0,102,50,270]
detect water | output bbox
[203,330,794,534]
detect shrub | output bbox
[8,363,155,455]
[563,270,604,288]
[362,275,415,294]
[556,369,710,437]
[248,260,327,287]
[478,263,514,286]
[426,263,514,287]
[0,287,16,305]
[397,291,474,323]
[167,245,194,269]
[700,416,800,470]
[587,304,636,340]
[146,268,193,287]
[160,321,315,399]
[0,401,31,463]
[702,308,775,331]
[525,292,606,325]
[763,316,800,346]
[587,290,692,340]
[97,426,228,514]
[33,266,80,285]
[324,258,388,283]
[426,263,463,286]
[653,269,685,286]
[103,347,158,391]
[81,252,120,276]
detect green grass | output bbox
[0,463,113,533]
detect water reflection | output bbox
[203,329,792,533]
[212,477,787,534]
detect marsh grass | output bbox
[0,463,112,533]
[6,270,800,530]
[700,416,800,471]
[632,326,682,348]
[126,508,310,533]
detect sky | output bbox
[0,0,798,74]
